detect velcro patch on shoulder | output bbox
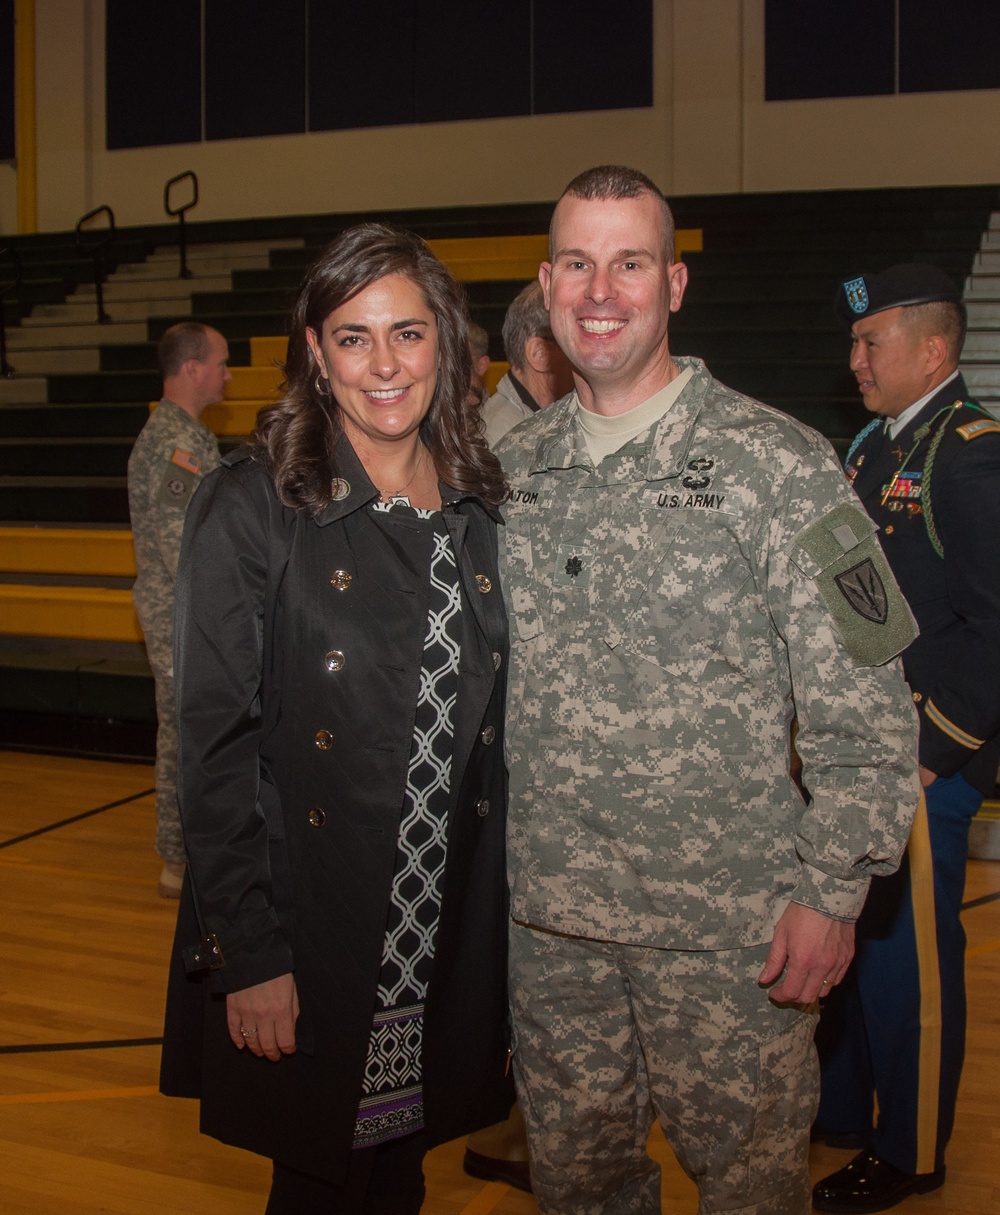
[157,463,197,508]
[792,503,917,667]
[956,418,1000,441]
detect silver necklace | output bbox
[377,453,425,503]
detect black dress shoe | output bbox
[812,1149,945,1213]
[463,1147,533,1193]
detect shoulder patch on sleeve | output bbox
[956,418,1000,441]
[157,463,197,508]
[791,502,917,667]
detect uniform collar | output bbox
[887,371,969,443]
[158,397,214,438]
[522,355,710,482]
[886,369,963,438]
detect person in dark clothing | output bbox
[159,224,514,1215]
[815,263,1000,1213]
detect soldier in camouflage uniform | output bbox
[494,167,921,1215]
[127,322,229,896]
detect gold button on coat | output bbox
[308,807,326,827]
[314,729,334,750]
[475,798,490,817]
[912,691,923,703]
[480,726,496,745]
[330,478,351,501]
[475,575,492,593]
[884,525,895,535]
[324,650,346,672]
[330,570,353,591]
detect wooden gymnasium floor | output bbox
[0,748,998,1215]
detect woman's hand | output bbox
[226,973,299,1061]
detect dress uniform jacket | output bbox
[159,438,514,1185]
[845,373,1000,795]
[496,356,920,949]
[816,372,1000,1175]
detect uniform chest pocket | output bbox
[616,511,757,679]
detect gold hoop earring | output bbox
[315,374,331,396]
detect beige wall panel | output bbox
[742,89,1000,192]
[35,0,92,232]
[49,0,675,231]
[8,0,999,236]
[671,0,743,196]
[740,0,1000,193]
[86,107,673,230]
[0,166,16,234]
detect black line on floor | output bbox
[0,787,154,850]
[0,1036,163,1056]
[961,889,1000,911]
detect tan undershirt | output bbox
[576,365,694,464]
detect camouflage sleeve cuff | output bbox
[791,865,870,923]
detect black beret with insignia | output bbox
[834,262,962,329]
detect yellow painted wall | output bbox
[3,0,1000,237]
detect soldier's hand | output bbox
[758,902,854,1005]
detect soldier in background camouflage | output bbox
[495,166,921,1214]
[127,322,228,897]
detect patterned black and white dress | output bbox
[353,501,462,1149]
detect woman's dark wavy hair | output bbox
[252,222,506,515]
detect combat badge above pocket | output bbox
[790,502,917,667]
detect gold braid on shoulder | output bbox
[921,400,992,558]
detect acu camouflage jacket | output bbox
[496,357,920,950]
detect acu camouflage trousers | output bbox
[509,921,817,1215]
[143,626,184,865]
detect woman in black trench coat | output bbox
[159,224,514,1213]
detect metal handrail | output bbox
[75,204,116,324]
[0,245,22,376]
[164,170,199,279]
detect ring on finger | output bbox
[240,1026,258,1038]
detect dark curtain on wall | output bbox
[106,0,201,149]
[535,0,654,114]
[765,0,895,101]
[309,0,416,130]
[205,0,306,140]
[899,0,1000,93]
[766,0,1000,101]
[412,0,532,124]
[0,0,14,161]
[106,0,654,149]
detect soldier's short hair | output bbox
[502,282,553,371]
[158,322,215,378]
[469,322,490,362]
[900,299,967,362]
[553,165,676,263]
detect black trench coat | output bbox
[159,440,514,1185]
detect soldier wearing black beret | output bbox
[814,264,1000,1212]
